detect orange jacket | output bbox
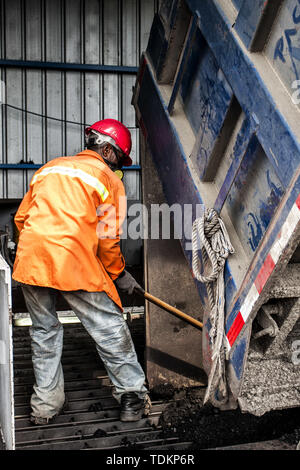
[12,150,126,310]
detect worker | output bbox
[12,119,150,425]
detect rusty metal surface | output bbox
[13,320,187,450]
[141,139,206,389]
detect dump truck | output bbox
[1,0,300,451]
[132,0,300,417]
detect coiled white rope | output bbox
[192,208,235,407]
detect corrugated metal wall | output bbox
[0,0,158,200]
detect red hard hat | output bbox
[85,119,132,166]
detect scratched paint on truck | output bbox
[180,29,232,137]
[226,136,285,259]
[180,29,234,180]
[265,0,300,102]
[177,13,286,260]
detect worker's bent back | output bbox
[12,149,126,310]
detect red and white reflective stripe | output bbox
[31,166,109,202]
[226,194,300,351]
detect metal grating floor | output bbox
[13,319,187,450]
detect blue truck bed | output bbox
[133,0,300,415]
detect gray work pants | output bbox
[21,285,148,419]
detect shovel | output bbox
[134,286,203,330]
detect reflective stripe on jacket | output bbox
[12,150,126,310]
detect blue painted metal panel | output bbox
[189,69,234,180]
[137,66,202,210]
[146,13,169,79]
[265,0,300,94]
[186,0,300,189]
[180,28,223,135]
[235,0,269,49]
[168,14,198,114]
[231,336,248,381]
[214,114,259,213]
[227,139,285,258]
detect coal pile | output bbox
[156,386,300,449]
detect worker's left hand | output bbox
[115,270,142,295]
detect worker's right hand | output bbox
[115,270,142,295]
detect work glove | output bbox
[115,270,142,295]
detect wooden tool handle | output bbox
[135,287,203,330]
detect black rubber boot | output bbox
[120,392,145,422]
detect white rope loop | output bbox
[192,209,234,284]
[192,208,235,407]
